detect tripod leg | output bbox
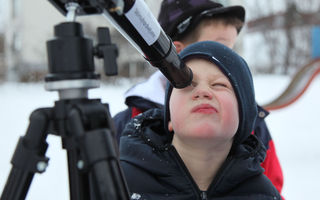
[1,108,52,200]
[65,102,130,200]
[81,128,129,200]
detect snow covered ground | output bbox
[0,75,319,199]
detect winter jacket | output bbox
[113,70,283,195]
[119,108,282,200]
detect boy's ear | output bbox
[168,121,173,132]
[173,41,186,53]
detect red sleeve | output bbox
[131,107,143,118]
[261,140,284,199]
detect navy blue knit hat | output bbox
[165,41,257,145]
[158,0,245,40]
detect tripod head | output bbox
[45,3,118,99]
[47,0,193,89]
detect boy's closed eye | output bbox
[211,77,233,90]
[186,80,230,89]
[211,82,228,88]
[212,81,233,90]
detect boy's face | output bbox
[174,21,238,53]
[196,21,238,48]
[168,58,239,145]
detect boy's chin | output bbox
[188,126,220,139]
[188,125,234,140]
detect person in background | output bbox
[119,41,282,200]
[113,0,284,195]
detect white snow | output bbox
[0,75,319,199]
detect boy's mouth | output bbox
[191,104,218,114]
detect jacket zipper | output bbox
[200,191,208,200]
[206,155,234,192]
[169,146,207,200]
[169,145,236,199]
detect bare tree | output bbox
[245,0,320,75]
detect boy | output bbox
[114,0,284,195]
[119,41,282,200]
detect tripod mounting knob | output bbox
[94,27,119,76]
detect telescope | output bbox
[50,0,193,88]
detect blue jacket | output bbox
[119,108,282,200]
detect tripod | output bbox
[0,20,130,200]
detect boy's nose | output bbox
[192,87,213,100]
